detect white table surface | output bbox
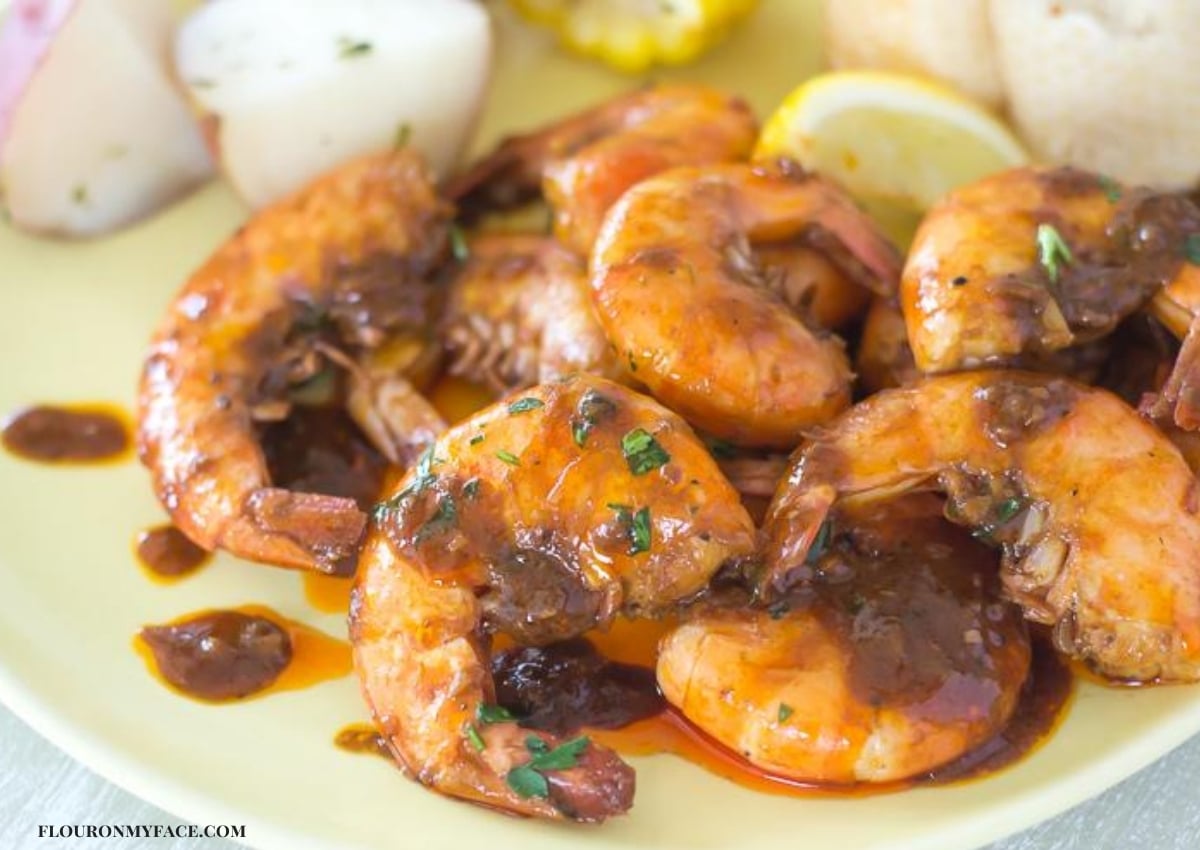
[3,703,1198,850]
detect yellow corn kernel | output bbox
[508,0,760,73]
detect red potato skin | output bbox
[0,0,76,153]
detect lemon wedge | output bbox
[508,0,759,73]
[755,71,1028,243]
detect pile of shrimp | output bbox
[137,84,1200,823]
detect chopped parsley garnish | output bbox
[496,449,521,466]
[506,765,548,799]
[571,420,590,448]
[71,184,88,205]
[337,38,372,58]
[476,703,516,725]
[1098,175,1122,203]
[767,600,790,620]
[571,390,616,448]
[621,428,670,476]
[469,433,485,446]
[504,736,592,800]
[995,497,1023,524]
[705,436,737,459]
[1186,234,1200,266]
[608,504,652,555]
[462,478,481,500]
[508,397,545,415]
[394,123,412,149]
[778,703,794,723]
[464,723,485,752]
[627,351,638,373]
[1036,223,1074,285]
[370,447,437,522]
[415,494,457,543]
[804,519,833,566]
[449,224,470,263]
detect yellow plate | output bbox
[1,3,1198,850]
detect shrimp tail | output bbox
[1145,317,1200,431]
[758,483,837,597]
[443,135,545,220]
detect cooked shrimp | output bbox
[903,167,1200,373]
[856,296,918,394]
[138,150,451,575]
[760,371,1200,683]
[441,233,625,395]
[446,84,758,255]
[590,159,901,448]
[351,375,757,819]
[659,493,1030,784]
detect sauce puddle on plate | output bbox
[335,723,391,759]
[134,524,212,582]
[2,403,132,464]
[135,604,351,702]
[302,572,354,614]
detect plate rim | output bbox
[4,641,1200,850]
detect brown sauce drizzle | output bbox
[2,403,131,464]
[135,524,211,582]
[492,638,664,735]
[135,604,351,703]
[260,406,388,511]
[335,723,391,758]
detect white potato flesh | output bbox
[0,0,215,236]
[991,0,1200,190]
[176,0,493,209]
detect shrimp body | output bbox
[351,375,756,819]
[442,234,624,395]
[447,84,758,255]
[903,167,1200,373]
[138,150,450,574]
[856,296,918,394]
[590,160,900,448]
[659,494,1030,783]
[761,371,1200,683]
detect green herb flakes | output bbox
[1098,175,1122,203]
[1185,234,1200,266]
[1036,223,1074,284]
[506,765,549,799]
[449,224,470,263]
[571,390,616,448]
[609,504,652,555]
[804,520,833,566]
[338,38,372,58]
[394,123,412,149]
[622,428,670,476]
[778,703,794,723]
[508,397,545,415]
[476,703,516,725]
[496,449,521,466]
